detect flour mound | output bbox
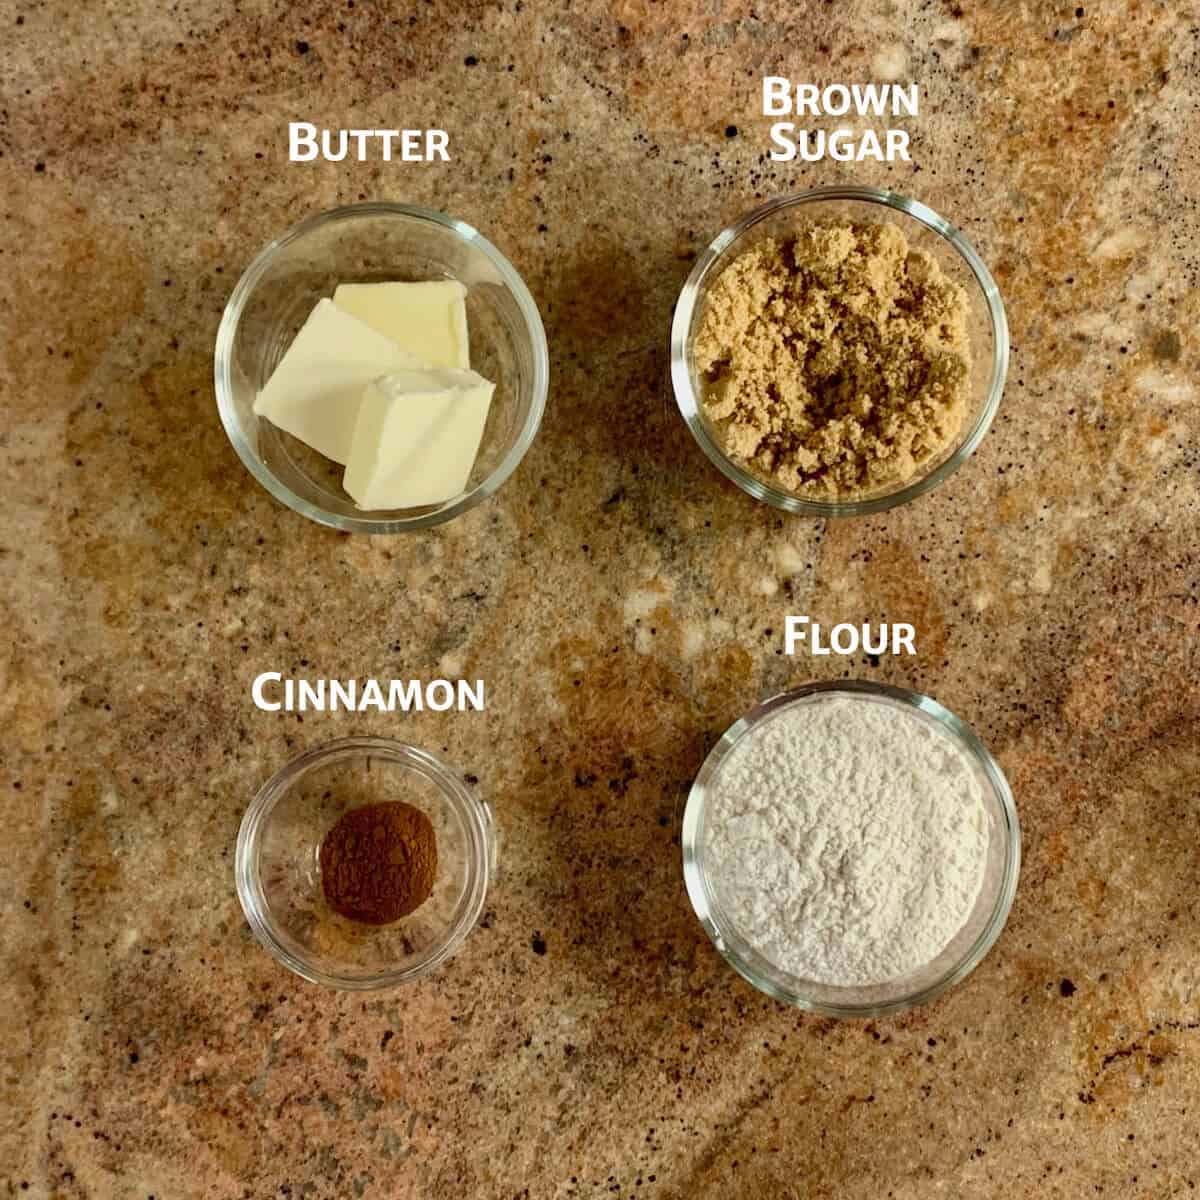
[705,696,989,987]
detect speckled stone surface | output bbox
[3,1,1200,1196]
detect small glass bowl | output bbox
[236,737,495,989]
[682,681,1020,1017]
[215,203,549,532]
[670,187,1009,516]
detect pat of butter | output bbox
[343,368,495,510]
[332,280,470,369]
[253,299,426,464]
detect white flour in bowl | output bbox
[704,695,988,987]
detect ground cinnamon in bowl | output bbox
[693,219,972,499]
[318,801,438,925]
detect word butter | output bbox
[289,122,450,162]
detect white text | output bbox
[251,673,484,712]
[784,617,916,657]
[288,122,450,163]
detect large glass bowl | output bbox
[670,187,1009,516]
[236,737,495,989]
[682,681,1020,1017]
[215,203,548,532]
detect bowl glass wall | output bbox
[236,737,494,989]
[682,681,1020,1017]
[215,203,548,532]
[670,187,1009,516]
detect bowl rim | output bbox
[235,735,494,990]
[214,201,549,533]
[669,185,1010,517]
[681,680,1021,1018]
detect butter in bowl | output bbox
[253,283,495,511]
[215,203,550,534]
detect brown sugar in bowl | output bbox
[671,186,1009,517]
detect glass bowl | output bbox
[236,737,495,989]
[670,187,1009,516]
[215,203,549,532]
[681,681,1020,1017]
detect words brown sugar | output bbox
[694,220,973,499]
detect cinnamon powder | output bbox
[319,801,438,925]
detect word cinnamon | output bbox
[319,801,438,925]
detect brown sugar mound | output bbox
[693,220,973,499]
[319,801,438,925]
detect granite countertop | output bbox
[4,1,1200,1196]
